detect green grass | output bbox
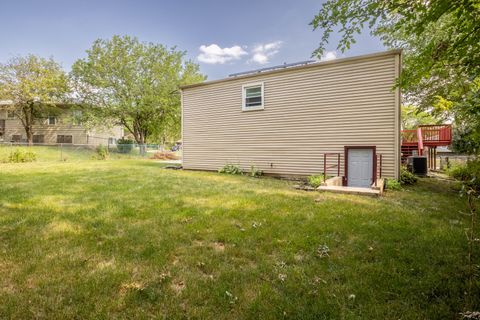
[0,145,158,162]
[0,160,477,319]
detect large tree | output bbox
[310,0,480,153]
[0,55,69,144]
[71,35,205,145]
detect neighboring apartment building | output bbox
[180,50,401,187]
[0,102,123,145]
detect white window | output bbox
[242,82,264,111]
[48,116,57,125]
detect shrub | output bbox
[7,149,37,163]
[95,145,109,160]
[218,164,242,175]
[249,165,263,178]
[446,159,480,191]
[385,179,402,190]
[116,138,134,153]
[308,174,325,188]
[400,167,418,185]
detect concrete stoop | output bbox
[317,177,385,196]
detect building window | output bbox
[242,82,264,111]
[11,135,21,142]
[108,137,116,144]
[48,116,57,125]
[57,135,72,144]
[7,111,15,119]
[33,135,45,143]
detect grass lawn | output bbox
[0,145,160,162]
[0,160,477,319]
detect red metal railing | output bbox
[401,125,452,145]
[323,153,341,182]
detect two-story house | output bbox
[0,101,123,145]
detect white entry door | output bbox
[347,148,373,187]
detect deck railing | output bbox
[401,125,452,145]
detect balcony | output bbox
[401,125,452,147]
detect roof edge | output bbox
[180,49,402,90]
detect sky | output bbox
[0,0,385,80]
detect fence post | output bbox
[60,143,63,161]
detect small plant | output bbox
[400,167,418,185]
[385,179,402,190]
[218,163,243,175]
[7,149,37,163]
[95,145,109,160]
[308,174,325,188]
[249,165,263,177]
[116,138,134,154]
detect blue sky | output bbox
[0,0,385,80]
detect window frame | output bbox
[48,116,57,125]
[242,82,264,112]
[33,135,45,144]
[7,111,15,119]
[56,135,73,144]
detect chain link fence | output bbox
[0,142,182,163]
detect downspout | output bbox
[417,127,423,156]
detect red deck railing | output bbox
[401,124,452,147]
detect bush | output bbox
[400,167,418,185]
[7,149,37,163]
[385,179,402,190]
[446,159,480,191]
[95,145,109,160]
[116,138,134,154]
[308,174,325,188]
[249,165,263,178]
[218,164,243,175]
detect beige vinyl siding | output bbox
[0,110,123,145]
[182,51,401,179]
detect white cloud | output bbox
[249,41,283,64]
[320,50,337,61]
[197,44,247,64]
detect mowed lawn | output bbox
[0,160,476,319]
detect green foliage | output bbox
[70,35,205,144]
[401,105,442,130]
[310,0,480,154]
[400,167,418,185]
[7,149,37,163]
[249,165,263,178]
[218,164,243,175]
[116,138,134,154]
[0,55,69,143]
[95,145,109,160]
[308,174,325,188]
[446,160,480,192]
[385,179,402,190]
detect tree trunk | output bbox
[26,126,33,145]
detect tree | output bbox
[0,55,69,144]
[310,0,480,154]
[401,105,443,130]
[71,35,205,146]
